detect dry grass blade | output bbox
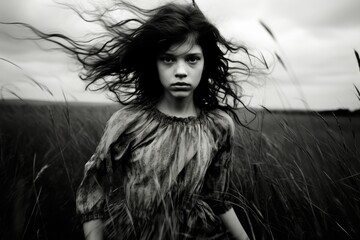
[315,112,330,128]
[2,88,25,101]
[335,221,352,238]
[0,57,24,70]
[260,105,272,114]
[260,52,269,70]
[336,172,360,182]
[354,84,360,101]
[354,49,360,71]
[27,75,54,96]
[33,165,50,183]
[62,89,71,128]
[0,57,54,96]
[275,52,287,70]
[259,20,276,41]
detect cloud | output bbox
[261,0,360,29]
[1,0,359,110]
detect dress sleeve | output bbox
[202,113,234,215]
[75,106,136,223]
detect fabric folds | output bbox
[76,104,235,239]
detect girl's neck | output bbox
[156,96,198,118]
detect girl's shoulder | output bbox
[206,108,235,135]
[96,104,146,155]
[103,104,147,137]
[107,104,143,125]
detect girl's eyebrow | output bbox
[161,52,203,56]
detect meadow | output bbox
[0,100,359,240]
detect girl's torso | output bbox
[96,104,234,239]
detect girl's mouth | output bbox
[171,83,191,90]
[171,82,191,87]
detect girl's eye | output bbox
[186,56,201,64]
[160,56,174,64]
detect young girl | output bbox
[75,1,254,239]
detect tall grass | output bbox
[0,101,118,240]
[231,110,360,239]
[1,100,359,239]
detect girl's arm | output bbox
[219,207,250,240]
[77,108,135,240]
[83,219,104,240]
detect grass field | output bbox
[0,100,359,240]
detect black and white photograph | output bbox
[0,0,359,239]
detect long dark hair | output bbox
[2,1,267,124]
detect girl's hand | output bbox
[219,208,250,240]
[83,219,104,240]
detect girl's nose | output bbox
[174,61,187,78]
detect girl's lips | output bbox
[170,83,191,90]
[171,82,191,86]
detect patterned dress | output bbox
[76,104,235,239]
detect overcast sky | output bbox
[0,0,359,110]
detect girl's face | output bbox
[156,40,204,102]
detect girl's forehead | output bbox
[164,40,203,56]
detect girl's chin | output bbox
[169,92,193,99]
[161,89,195,102]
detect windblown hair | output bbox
[3,1,267,123]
